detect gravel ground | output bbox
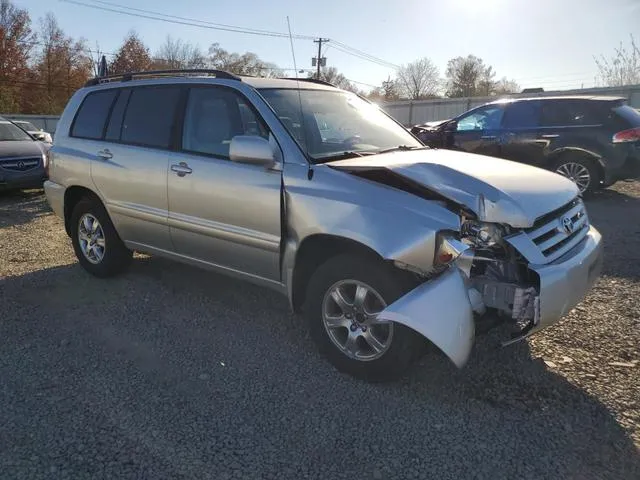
[1,184,639,480]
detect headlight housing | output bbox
[460,220,504,247]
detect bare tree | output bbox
[0,0,36,113]
[445,55,498,97]
[154,35,205,69]
[494,77,520,95]
[396,58,440,100]
[207,42,282,77]
[109,30,152,75]
[594,34,640,87]
[309,66,358,91]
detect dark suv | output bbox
[411,96,640,194]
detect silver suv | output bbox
[44,70,603,382]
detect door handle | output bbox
[480,135,497,140]
[539,134,559,139]
[97,149,113,160]
[171,162,193,177]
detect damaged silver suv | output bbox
[44,70,603,381]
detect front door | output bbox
[167,86,282,283]
[447,104,505,157]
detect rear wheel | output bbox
[70,197,132,277]
[303,254,422,382]
[553,154,601,196]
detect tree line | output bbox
[1,0,638,114]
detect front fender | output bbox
[378,268,475,367]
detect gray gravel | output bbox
[1,185,639,480]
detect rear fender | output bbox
[377,267,475,367]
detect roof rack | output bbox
[278,77,337,88]
[84,69,241,87]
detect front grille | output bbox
[524,197,589,261]
[0,156,41,172]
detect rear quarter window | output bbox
[71,89,118,139]
[612,104,640,128]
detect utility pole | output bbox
[313,38,329,78]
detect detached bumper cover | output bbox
[44,180,65,219]
[377,268,475,368]
[531,225,603,328]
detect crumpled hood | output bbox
[0,140,45,158]
[327,148,579,228]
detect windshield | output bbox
[258,88,422,162]
[16,121,38,131]
[0,121,33,141]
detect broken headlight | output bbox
[460,220,504,247]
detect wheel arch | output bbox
[63,186,105,237]
[547,147,605,182]
[289,234,389,314]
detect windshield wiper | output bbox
[376,145,428,154]
[313,150,377,162]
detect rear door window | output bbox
[71,89,118,139]
[502,101,541,129]
[105,89,131,141]
[540,100,602,127]
[121,86,182,149]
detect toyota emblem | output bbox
[561,216,574,234]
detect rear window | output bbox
[121,86,181,149]
[612,104,640,127]
[71,90,118,139]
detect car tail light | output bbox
[612,127,640,143]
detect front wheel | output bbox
[303,254,423,382]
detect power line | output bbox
[58,0,399,71]
[59,0,315,39]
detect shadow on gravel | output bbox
[1,256,639,479]
[0,189,51,228]
[584,185,640,280]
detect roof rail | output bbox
[278,77,337,88]
[84,69,242,87]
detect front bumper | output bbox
[0,166,46,191]
[43,180,65,219]
[376,225,602,369]
[530,225,603,328]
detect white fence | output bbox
[382,84,640,126]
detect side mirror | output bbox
[229,135,276,167]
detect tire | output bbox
[553,154,601,196]
[303,254,423,382]
[70,197,132,278]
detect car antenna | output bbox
[286,16,313,180]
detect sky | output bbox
[21,0,640,93]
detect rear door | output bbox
[447,104,504,157]
[88,85,182,252]
[498,100,545,166]
[166,85,282,283]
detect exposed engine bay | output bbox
[437,218,541,343]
